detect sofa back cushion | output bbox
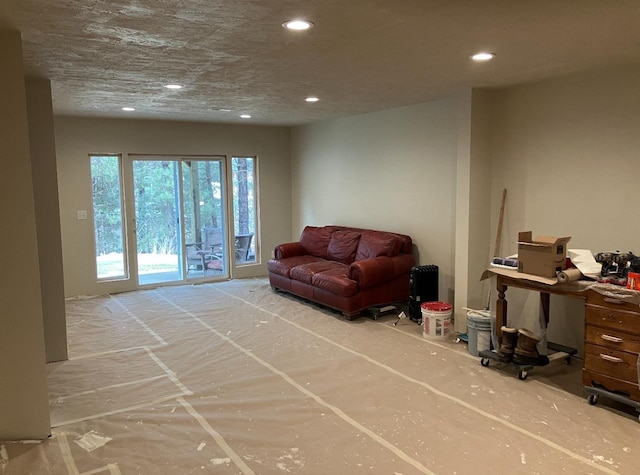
[354,230,402,261]
[327,230,361,264]
[299,226,334,259]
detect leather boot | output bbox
[497,326,518,362]
[513,328,549,366]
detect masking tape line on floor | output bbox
[68,344,167,361]
[80,463,122,475]
[109,295,167,345]
[52,393,189,428]
[177,397,256,475]
[57,431,122,475]
[54,375,168,402]
[56,432,80,475]
[144,348,193,396]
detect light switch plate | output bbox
[77,210,88,220]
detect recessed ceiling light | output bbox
[471,52,496,62]
[217,108,232,112]
[122,107,135,111]
[240,114,251,119]
[164,84,183,90]
[282,20,314,31]
[305,97,319,102]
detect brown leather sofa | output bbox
[267,225,415,318]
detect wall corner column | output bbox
[0,30,51,440]
[454,89,494,334]
[26,76,68,363]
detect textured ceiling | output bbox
[2,0,639,126]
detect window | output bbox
[90,155,127,280]
[232,157,258,264]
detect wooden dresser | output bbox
[583,290,640,402]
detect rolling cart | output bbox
[479,341,577,380]
[584,385,640,422]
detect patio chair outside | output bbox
[235,233,254,263]
[186,226,223,274]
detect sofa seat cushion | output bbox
[312,268,358,297]
[290,260,346,284]
[267,255,323,278]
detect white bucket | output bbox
[466,310,493,356]
[421,302,452,340]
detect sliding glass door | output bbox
[131,157,227,286]
[91,154,248,289]
[181,159,227,280]
[132,159,183,285]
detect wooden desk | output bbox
[490,268,640,410]
[494,272,587,340]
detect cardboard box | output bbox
[517,231,571,278]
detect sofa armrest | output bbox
[274,242,305,259]
[350,254,415,288]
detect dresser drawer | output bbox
[587,291,640,314]
[583,369,640,402]
[584,343,638,383]
[585,304,640,334]
[585,325,640,353]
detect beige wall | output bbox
[490,64,640,254]
[0,30,51,440]
[54,117,291,297]
[291,95,464,305]
[488,64,640,353]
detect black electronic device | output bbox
[409,265,439,322]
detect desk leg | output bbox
[496,279,507,342]
[540,292,550,328]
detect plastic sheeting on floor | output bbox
[2,278,640,474]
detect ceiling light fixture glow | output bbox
[240,114,251,119]
[282,20,314,30]
[305,96,319,102]
[164,84,183,90]
[122,107,135,111]
[471,52,496,61]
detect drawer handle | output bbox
[600,334,624,343]
[599,354,624,363]
[603,297,626,305]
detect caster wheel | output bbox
[481,358,490,367]
[587,394,598,405]
[518,370,528,380]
